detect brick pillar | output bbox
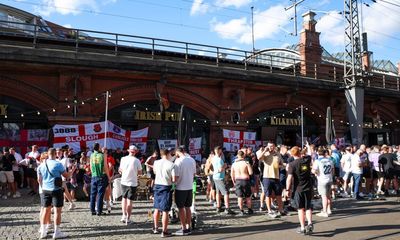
[299,11,322,77]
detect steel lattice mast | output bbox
[343,0,365,146]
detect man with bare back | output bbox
[231,150,254,216]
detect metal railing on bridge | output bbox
[0,20,399,92]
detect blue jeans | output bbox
[90,175,109,214]
[352,173,361,199]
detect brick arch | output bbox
[0,75,57,110]
[243,94,326,126]
[373,104,400,123]
[92,84,220,120]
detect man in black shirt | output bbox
[286,146,313,235]
[379,146,400,195]
[1,147,17,198]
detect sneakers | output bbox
[152,227,160,234]
[2,195,7,200]
[327,209,332,215]
[52,231,66,239]
[259,206,267,212]
[161,232,172,238]
[247,208,254,215]
[39,229,47,239]
[15,192,21,198]
[306,223,314,235]
[296,227,306,234]
[224,208,235,215]
[216,207,224,213]
[125,219,132,225]
[174,229,189,236]
[316,212,329,218]
[120,216,126,223]
[267,211,278,219]
[238,210,245,216]
[68,203,76,210]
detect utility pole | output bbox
[251,6,255,53]
[285,0,305,36]
[343,0,364,146]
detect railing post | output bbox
[151,39,155,59]
[115,34,118,55]
[33,24,37,48]
[397,77,399,91]
[368,79,370,87]
[383,75,386,89]
[75,29,79,52]
[216,47,219,66]
[333,67,336,82]
[293,59,296,76]
[314,63,317,79]
[244,51,247,70]
[269,55,273,73]
[185,43,188,63]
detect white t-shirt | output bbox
[58,157,71,181]
[154,158,176,186]
[12,152,23,171]
[86,150,93,158]
[340,153,353,173]
[313,158,334,184]
[120,155,142,187]
[175,156,196,191]
[351,154,363,174]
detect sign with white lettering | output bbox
[189,137,202,161]
[53,121,148,152]
[222,129,256,152]
[134,111,180,121]
[157,139,178,150]
[270,117,301,126]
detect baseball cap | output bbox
[128,145,138,152]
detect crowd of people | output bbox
[1,141,400,238]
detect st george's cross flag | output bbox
[222,129,256,152]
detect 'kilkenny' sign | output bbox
[270,117,301,126]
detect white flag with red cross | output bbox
[222,129,256,152]
[53,121,148,153]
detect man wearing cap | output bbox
[119,145,142,224]
[90,143,111,216]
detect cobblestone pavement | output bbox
[1,189,400,240]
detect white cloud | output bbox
[316,2,400,52]
[190,0,209,16]
[210,5,292,45]
[316,11,344,47]
[63,24,72,28]
[34,0,99,16]
[215,0,251,8]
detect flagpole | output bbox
[104,91,109,148]
[301,105,304,147]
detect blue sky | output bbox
[4,0,400,65]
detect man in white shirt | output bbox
[10,148,22,197]
[312,147,334,217]
[351,150,363,200]
[173,146,196,236]
[152,148,177,238]
[340,147,353,197]
[119,145,142,225]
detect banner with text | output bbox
[0,129,49,155]
[53,121,148,153]
[157,139,178,150]
[189,137,202,162]
[223,129,256,152]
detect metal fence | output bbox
[0,20,399,91]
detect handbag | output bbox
[45,161,63,188]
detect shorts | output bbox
[150,171,156,180]
[25,168,37,179]
[293,190,312,210]
[41,189,64,208]
[235,179,252,198]
[262,178,283,197]
[153,184,173,212]
[0,171,14,183]
[260,178,265,193]
[317,182,332,196]
[372,170,384,179]
[342,172,352,181]
[175,189,193,208]
[121,184,137,201]
[363,167,372,178]
[65,182,76,191]
[214,179,228,196]
[385,169,400,180]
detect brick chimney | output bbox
[299,11,323,76]
[361,32,372,72]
